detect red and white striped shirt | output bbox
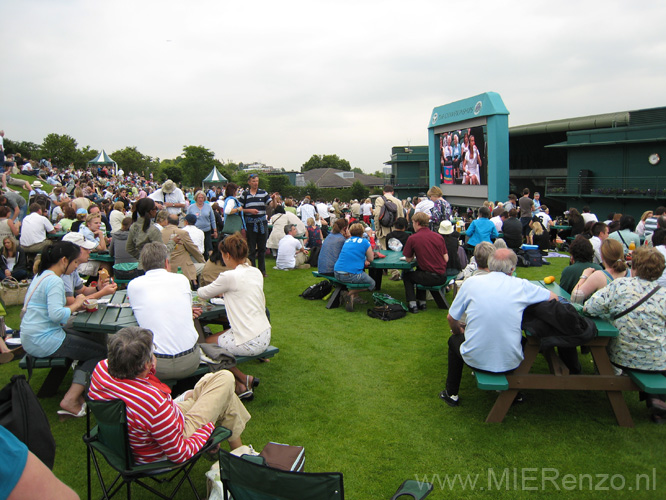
[88,360,214,464]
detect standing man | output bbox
[402,212,448,314]
[518,188,533,239]
[149,179,187,216]
[373,185,404,250]
[239,173,271,277]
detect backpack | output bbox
[300,280,333,300]
[378,196,398,228]
[367,304,406,321]
[0,375,56,469]
[430,199,452,226]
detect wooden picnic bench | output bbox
[481,280,641,427]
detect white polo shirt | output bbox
[19,212,54,247]
[127,269,198,355]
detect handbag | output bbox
[0,277,29,307]
[222,197,246,235]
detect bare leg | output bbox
[60,383,86,414]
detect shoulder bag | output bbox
[222,197,246,235]
[611,285,661,320]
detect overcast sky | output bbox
[3,0,665,173]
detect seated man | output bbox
[440,248,557,407]
[183,214,206,256]
[62,232,117,306]
[161,213,204,285]
[275,224,309,270]
[559,236,602,294]
[127,242,202,381]
[88,326,250,463]
[402,212,448,314]
[19,203,55,254]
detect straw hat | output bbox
[162,180,176,194]
[31,180,43,188]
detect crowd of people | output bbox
[1,143,665,497]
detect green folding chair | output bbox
[219,451,432,500]
[84,399,230,500]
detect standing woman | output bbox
[187,190,217,256]
[361,198,373,225]
[126,198,163,271]
[198,234,269,399]
[20,242,105,417]
[462,135,482,185]
[222,183,244,234]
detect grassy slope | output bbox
[1,251,664,498]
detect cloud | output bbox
[3,0,665,172]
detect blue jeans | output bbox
[334,271,375,290]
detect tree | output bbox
[350,180,369,201]
[76,146,99,170]
[40,133,79,167]
[161,164,184,184]
[110,146,155,176]
[301,154,352,172]
[179,145,220,187]
[3,138,40,159]
[267,175,291,196]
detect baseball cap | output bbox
[62,232,98,250]
[76,208,88,215]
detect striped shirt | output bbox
[88,360,214,464]
[239,188,270,222]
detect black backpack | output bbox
[300,280,333,300]
[367,304,406,321]
[0,375,56,469]
[378,196,398,228]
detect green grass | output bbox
[1,254,665,499]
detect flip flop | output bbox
[0,352,14,364]
[247,375,260,389]
[238,390,254,402]
[57,403,87,420]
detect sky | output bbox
[3,0,666,173]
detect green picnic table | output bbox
[481,280,637,427]
[368,249,416,291]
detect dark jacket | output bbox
[522,299,597,349]
[502,217,523,250]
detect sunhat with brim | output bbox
[62,232,97,250]
[162,180,176,194]
[438,220,454,235]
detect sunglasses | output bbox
[248,174,258,179]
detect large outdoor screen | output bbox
[436,124,487,186]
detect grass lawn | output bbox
[1,252,664,499]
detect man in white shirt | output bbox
[19,203,55,253]
[536,205,553,228]
[581,206,598,224]
[589,222,609,265]
[299,199,316,225]
[183,214,205,256]
[275,224,309,270]
[126,242,201,381]
[489,212,506,232]
[149,179,186,216]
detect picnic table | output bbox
[71,289,227,342]
[368,249,416,291]
[47,230,68,240]
[484,280,638,427]
[89,251,114,263]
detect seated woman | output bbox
[571,238,627,303]
[0,236,29,280]
[318,218,349,276]
[197,234,269,399]
[0,205,20,242]
[334,222,375,312]
[266,205,305,255]
[584,247,666,422]
[20,241,106,418]
[528,216,550,251]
